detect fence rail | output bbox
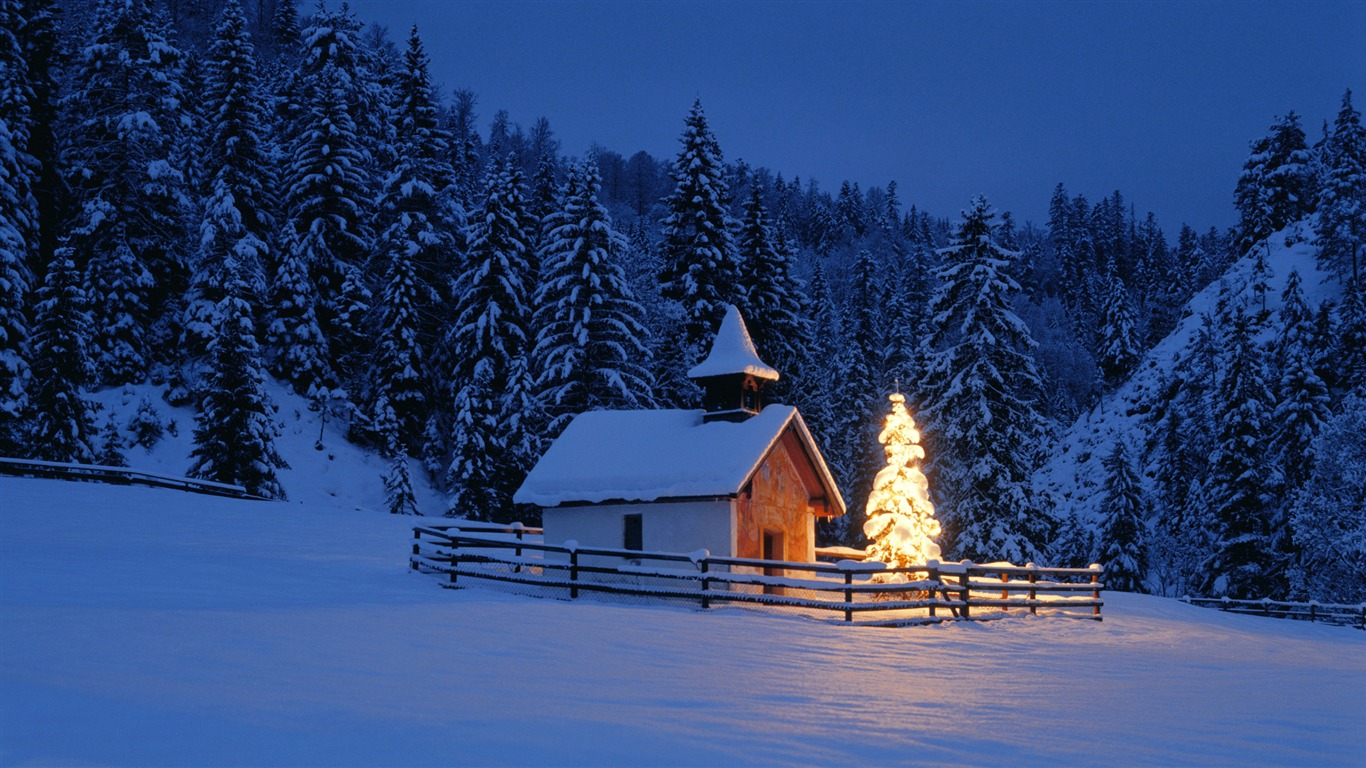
[1181,596,1366,629]
[0,456,269,500]
[411,523,1104,626]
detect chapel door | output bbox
[762,530,784,595]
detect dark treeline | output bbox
[1,0,1362,601]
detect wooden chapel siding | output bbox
[736,430,815,562]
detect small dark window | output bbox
[623,514,643,551]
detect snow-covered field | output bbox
[2,476,1363,766]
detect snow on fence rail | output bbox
[0,457,269,501]
[1181,595,1366,630]
[410,523,1104,626]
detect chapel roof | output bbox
[512,405,844,515]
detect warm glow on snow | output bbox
[863,393,942,570]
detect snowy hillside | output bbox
[1035,227,1336,525]
[3,475,1363,766]
[82,380,447,514]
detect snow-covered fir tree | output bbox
[181,0,273,362]
[188,257,287,500]
[1099,441,1149,592]
[374,396,419,516]
[1234,112,1313,256]
[280,5,377,385]
[922,196,1052,564]
[96,413,127,468]
[266,231,332,397]
[1315,89,1365,285]
[365,25,460,449]
[1200,308,1275,598]
[658,99,740,376]
[445,156,537,520]
[862,393,942,570]
[0,113,30,447]
[533,158,655,434]
[1096,274,1140,388]
[1271,270,1331,494]
[1289,393,1366,603]
[25,249,97,463]
[368,218,430,445]
[62,0,190,385]
[736,184,806,390]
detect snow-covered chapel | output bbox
[514,306,845,562]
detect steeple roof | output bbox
[686,305,780,381]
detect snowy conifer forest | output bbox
[1,0,1363,606]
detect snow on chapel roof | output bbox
[513,405,843,511]
[686,305,779,381]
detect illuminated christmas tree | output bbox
[863,393,942,569]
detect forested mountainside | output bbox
[1,0,1362,601]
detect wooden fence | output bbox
[0,457,268,500]
[411,523,1104,626]
[1181,596,1366,629]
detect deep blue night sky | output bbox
[347,0,1362,230]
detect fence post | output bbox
[449,535,459,587]
[1000,572,1009,603]
[927,562,938,619]
[700,559,711,610]
[411,528,421,570]
[570,548,579,599]
[1090,564,1102,618]
[513,522,524,574]
[960,562,972,619]
[844,570,854,623]
[1027,563,1038,616]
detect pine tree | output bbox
[1272,270,1331,493]
[188,257,287,499]
[181,0,273,360]
[1099,442,1149,592]
[1289,394,1366,603]
[658,99,740,368]
[736,185,806,395]
[862,393,942,570]
[1096,274,1140,388]
[1201,309,1274,598]
[445,157,536,519]
[922,196,1052,564]
[374,396,419,515]
[1336,277,1366,394]
[1316,89,1366,285]
[96,413,127,467]
[366,25,456,448]
[533,158,654,434]
[63,0,190,384]
[281,5,377,383]
[369,221,429,437]
[1234,112,1313,256]
[266,227,332,396]
[26,250,97,463]
[0,113,29,446]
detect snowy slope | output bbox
[1035,227,1337,525]
[83,379,447,514]
[3,475,1364,766]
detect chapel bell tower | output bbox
[687,305,780,423]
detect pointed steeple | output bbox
[688,306,778,422]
